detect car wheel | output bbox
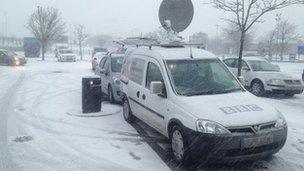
[108,85,115,103]
[123,98,134,123]
[285,93,295,97]
[170,125,190,164]
[251,81,265,97]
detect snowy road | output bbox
[0,58,304,171]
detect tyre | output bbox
[285,92,295,97]
[108,85,115,103]
[251,80,265,97]
[170,125,190,164]
[123,97,134,123]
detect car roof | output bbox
[129,46,216,61]
[225,56,267,62]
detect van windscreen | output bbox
[166,59,243,96]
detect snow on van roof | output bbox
[131,46,216,60]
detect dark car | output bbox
[0,49,27,66]
[302,69,304,81]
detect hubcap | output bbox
[251,83,261,95]
[171,130,184,161]
[123,101,129,119]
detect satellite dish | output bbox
[159,0,194,33]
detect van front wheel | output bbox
[170,125,190,163]
[123,98,134,123]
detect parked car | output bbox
[95,52,124,103]
[0,49,27,66]
[302,69,304,81]
[121,46,287,163]
[92,52,107,71]
[54,44,69,58]
[92,47,108,58]
[57,49,76,62]
[223,57,304,97]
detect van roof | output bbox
[130,46,217,60]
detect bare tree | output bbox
[274,15,299,60]
[258,30,276,59]
[211,0,304,77]
[27,6,65,60]
[74,24,89,60]
[223,23,255,54]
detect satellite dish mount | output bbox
[158,0,194,42]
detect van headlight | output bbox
[275,112,287,128]
[196,119,231,134]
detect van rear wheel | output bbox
[123,98,134,123]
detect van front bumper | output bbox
[186,126,287,163]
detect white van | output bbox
[120,46,287,163]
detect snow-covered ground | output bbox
[0,57,169,171]
[0,57,304,171]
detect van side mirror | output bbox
[150,81,166,98]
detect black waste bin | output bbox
[82,77,102,113]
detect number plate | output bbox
[242,135,274,148]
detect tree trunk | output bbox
[79,43,83,60]
[237,31,245,78]
[41,45,45,61]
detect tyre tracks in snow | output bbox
[15,72,135,170]
[0,71,25,171]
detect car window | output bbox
[129,57,145,85]
[146,62,163,89]
[104,57,111,72]
[224,59,237,68]
[111,57,123,73]
[99,57,107,68]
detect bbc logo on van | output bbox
[220,104,263,114]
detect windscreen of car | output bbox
[166,59,243,96]
[60,50,73,54]
[247,60,280,72]
[111,57,123,72]
[6,51,17,57]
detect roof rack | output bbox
[115,37,204,50]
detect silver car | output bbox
[95,53,124,103]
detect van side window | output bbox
[129,58,145,85]
[146,62,163,89]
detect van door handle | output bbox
[142,94,146,100]
[136,91,140,98]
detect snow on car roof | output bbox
[131,46,216,60]
[243,56,268,61]
[226,56,268,61]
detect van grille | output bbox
[228,122,276,134]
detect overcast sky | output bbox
[0,0,303,39]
